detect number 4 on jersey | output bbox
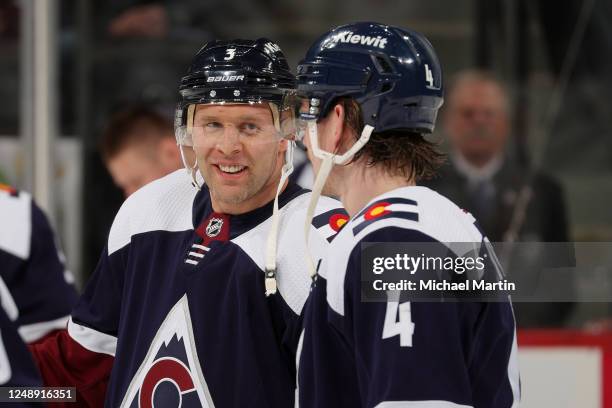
[382,291,414,347]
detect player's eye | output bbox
[204,122,223,131]
[241,123,261,135]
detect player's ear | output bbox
[329,103,346,152]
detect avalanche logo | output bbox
[121,295,215,408]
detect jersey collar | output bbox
[192,181,306,240]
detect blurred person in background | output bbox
[0,184,79,344]
[107,2,169,39]
[424,69,574,328]
[100,106,183,197]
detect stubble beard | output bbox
[200,158,278,208]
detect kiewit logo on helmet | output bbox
[207,75,245,82]
[329,31,388,49]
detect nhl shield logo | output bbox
[205,218,223,238]
[120,295,215,408]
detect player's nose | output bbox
[215,126,242,155]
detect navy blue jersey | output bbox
[32,170,344,407]
[0,306,42,394]
[0,185,78,342]
[298,186,520,408]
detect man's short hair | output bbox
[100,106,174,162]
[341,98,445,182]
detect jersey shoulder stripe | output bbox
[354,197,417,219]
[321,187,487,316]
[312,208,349,241]
[352,197,419,235]
[108,170,197,255]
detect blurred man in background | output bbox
[100,106,183,197]
[424,69,574,327]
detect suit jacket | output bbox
[423,157,574,328]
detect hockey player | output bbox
[295,22,520,407]
[0,184,77,394]
[0,185,78,342]
[30,39,344,407]
[0,307,43,400]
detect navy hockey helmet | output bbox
[178,38,294,110]
[175,38,296,148]
[296,21,443,134]
[298,23,444,281]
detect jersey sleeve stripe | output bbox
[18,315,70,343]
[373,401,473,408]
[67,317,117,356]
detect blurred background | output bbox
[0,0,612,334]
[2,0,611,302]
[1,0,612,403]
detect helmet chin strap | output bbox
[179,145,203,190]
[264,140,295,296]
[303,121,374,280]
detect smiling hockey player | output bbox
[30,38,344,407]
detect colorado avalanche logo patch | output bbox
[121,295,215,407]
